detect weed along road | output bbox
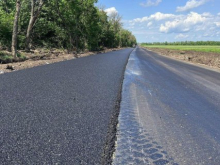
[0,48,133,164]
[113,47,220,165]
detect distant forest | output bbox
[0,0,137,58]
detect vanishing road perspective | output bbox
[114,47,220,165]
[1,47,220,165]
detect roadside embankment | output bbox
[142,47,220,70]
[0,48,123,74]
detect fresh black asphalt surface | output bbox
[113,47,220,165]
[0,48,133,164]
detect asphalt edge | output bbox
[0,48,128,75]
[101,48,135,165]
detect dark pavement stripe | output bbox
[0,48,133,164]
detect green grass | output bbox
[0,51,13,60]
[0,51,26,63]
[141,45,220,53]
[17,52,27,60]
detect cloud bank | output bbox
[126,11,220,42]
[160,12,206,33]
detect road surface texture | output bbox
[113,47,220,165]
[0,48,133,164]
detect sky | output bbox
[96,0,220,43]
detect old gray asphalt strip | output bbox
[0,48,133,164]
[113,47,220,165]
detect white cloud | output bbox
[104,7,118,16]
[147,22,153,27]
[149,12,176,21]
[218,13,220,16]
[175,34,189,39]
[140,0,162,7]
[125,12,220,42]
[176,0,209,12]
[160,12,206,33]
[131,12,176,23]
[201,12,212,17]
[215,22,220,27]
[133,17,149,23]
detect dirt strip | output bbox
[0,48,123,74]
[143,47,220,70]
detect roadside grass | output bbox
[0,51,26,64]
[141,44,220,53]
[17,52,27,61]
[0,51,13,63]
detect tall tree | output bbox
[25,0,45,51]
[107,12,122,47]
[11,0,21,58]
[1,0,137,53]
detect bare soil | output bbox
[144,47,220,70]
[0,48,122,74]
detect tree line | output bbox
[142,41,220,46]
[0,0,137,58]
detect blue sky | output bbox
[96,0,220,43]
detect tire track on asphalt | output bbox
[113,49,178,165]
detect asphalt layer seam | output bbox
[101,48,134,165]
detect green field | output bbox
[141,44,220,53]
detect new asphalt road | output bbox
[113,47,220,165]
[0,48,133,164]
